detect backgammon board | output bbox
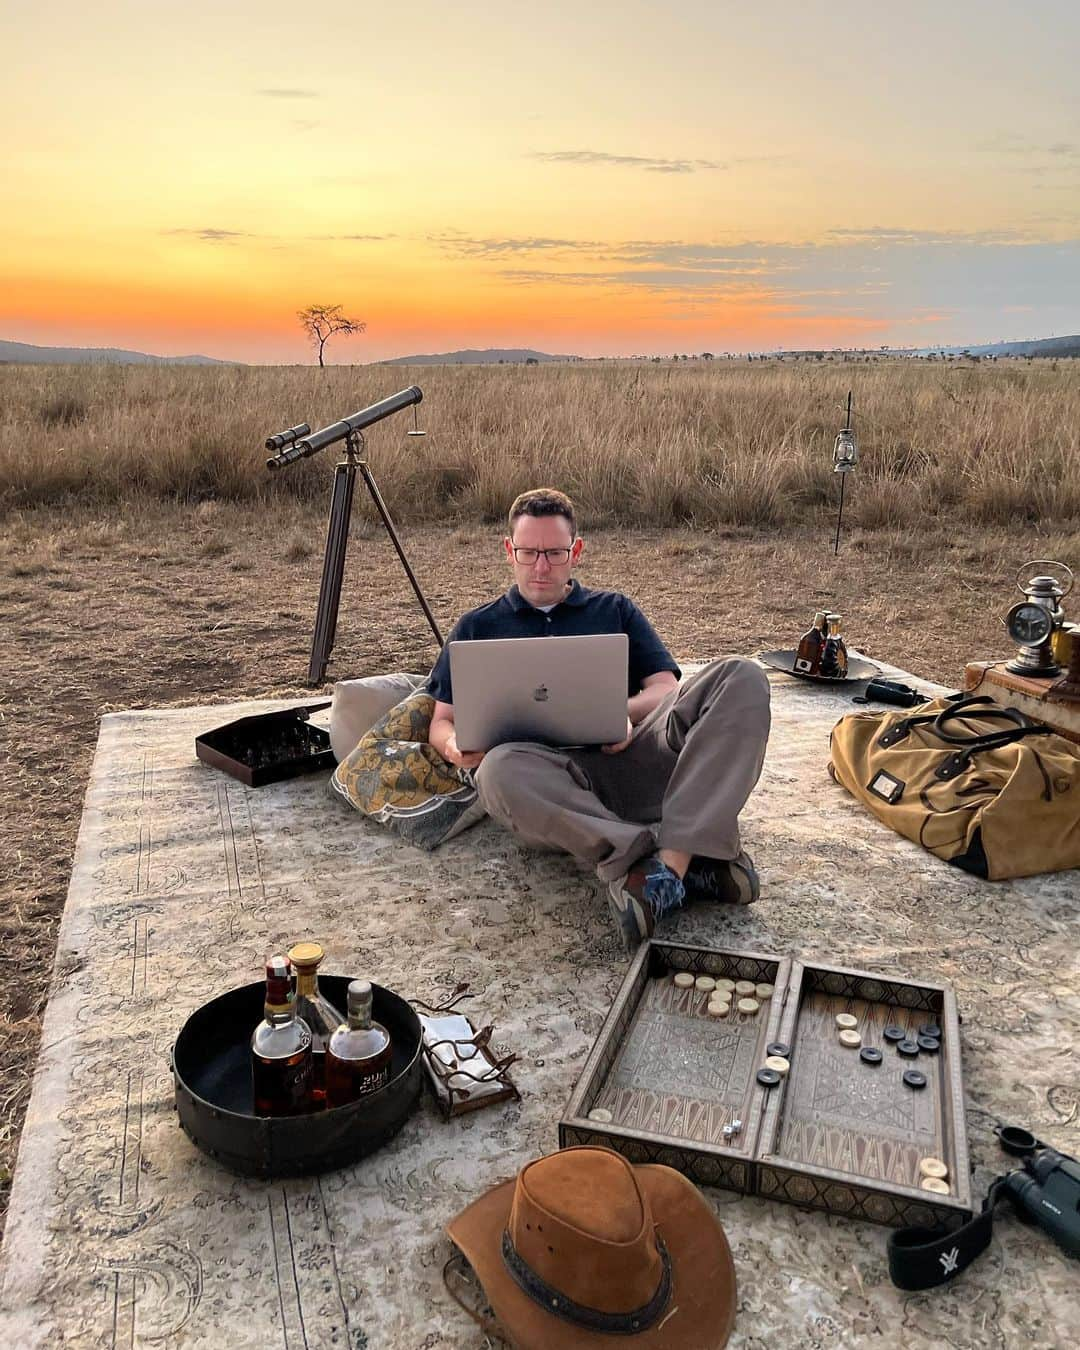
[560,942,972,1229]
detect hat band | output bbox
[500,1229,672,1336]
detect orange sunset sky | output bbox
[5,2,1079,363]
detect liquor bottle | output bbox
[251,955,313,1116]
[325,980,393,1107]
[794,611,829,675]
[820,613,849,678]
[287,941,346,1109]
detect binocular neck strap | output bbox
[887,1177,1008,1290]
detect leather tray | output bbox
[759,648,879,684]
[173,976,423,1178]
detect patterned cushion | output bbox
[329,688,486,850]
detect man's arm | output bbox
[428,700,485,769]
[602,671,678,754]
[629,670,678,724]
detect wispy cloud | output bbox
[256,88,318,99]
[531,149,725,174]
[824,226,1030,246]
[977,133,1079,158]
[164,228,253,243]
[430,234,604,257]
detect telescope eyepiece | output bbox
[266,443,308,471]
[265,422,311,452]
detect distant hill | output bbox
[0,339,234,366]
[918,335,1080,358]
[380,347,579,366]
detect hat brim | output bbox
[447,1162,736,1349]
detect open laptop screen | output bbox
[449,634,629,752]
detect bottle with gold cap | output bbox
[251,955,313,1116]
[326,980,393,1107]
[794,611,828,675]
[820,612,849,678]
[287,941,346,1109]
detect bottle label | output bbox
[283,1057,312,1109]
[357,1065,390,1096]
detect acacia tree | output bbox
[297,304,366,367]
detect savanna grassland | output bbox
[2,357,1079,1235]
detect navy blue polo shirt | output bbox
[427,580,680,704]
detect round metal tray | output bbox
[173,976,423,1178]
[759,648,879,684]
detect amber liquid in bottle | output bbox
[251,955,313,1117]
[325,980,392,1107]
[794,611,828,675]
[287,941,345,1109]
[820,612,849,678]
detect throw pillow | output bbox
[329,671,428,762]
[329,688,486,850]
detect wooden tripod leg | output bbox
[307,459,356,686]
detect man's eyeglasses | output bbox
[511,547,572,565]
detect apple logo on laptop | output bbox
[532,684,550,702]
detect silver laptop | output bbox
[449,634,629,752]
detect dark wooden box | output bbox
[195,702,333,787]
[560,941,972,1229]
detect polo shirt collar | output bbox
[506,579,590,611]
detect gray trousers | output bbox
[473,657,771,882]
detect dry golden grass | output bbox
[2,358,1079,529]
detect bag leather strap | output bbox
[876,695,1052,764]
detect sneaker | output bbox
[683,850,760,905]
[607,856,686,953]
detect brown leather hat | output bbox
[446,1146,736,1348]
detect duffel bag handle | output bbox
[932,695,1052,750]
[929,695,1053,782]
[876,694,1051,756]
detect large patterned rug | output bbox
[1,662,1077,1348]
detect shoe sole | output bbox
[606,880,650,952]
[729,851,760,905]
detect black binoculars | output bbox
[997,1126,1080,1259]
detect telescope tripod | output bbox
[308,429,444,686]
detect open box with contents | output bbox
[560,941,972,1229]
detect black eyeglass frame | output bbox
[510,546,574,565]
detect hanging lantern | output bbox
[833,427,858,473]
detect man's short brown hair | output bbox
[508,488,576,539]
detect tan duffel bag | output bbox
[828,694,1080,880]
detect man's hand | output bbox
[442,731,486,770]
[601,717,635,754]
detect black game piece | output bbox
[917,1035,941,1053]
[897,1039,920,1056]
[859,1047,883,1065]
[756,1068,781,1087]
[766,1042,791,1059]
[902,1069,927,1089]
[883,1025,906,1043]
[919,1023,942,1039]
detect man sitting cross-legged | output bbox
[426,487,772,952]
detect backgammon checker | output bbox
[561,942,972,1230]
